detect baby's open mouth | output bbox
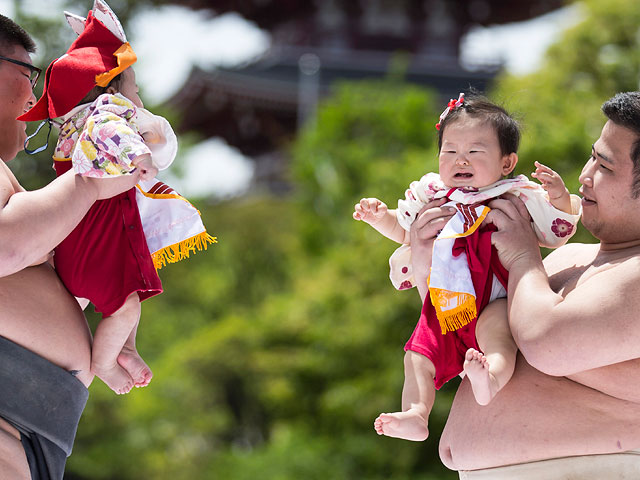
[454,173,473,178]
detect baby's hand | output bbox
[353,198,388,224]
[531,161,571,212]
[132,154,158,181]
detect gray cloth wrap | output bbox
[0,335,88,479]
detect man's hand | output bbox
[131,154,158,181]
[409,198,455,247]
[353,198,388,224]
[84,169,141,200]
[409,198,456,300]
[485,193,540,271]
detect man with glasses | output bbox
[0,14,138,479]
[0,54,40,88]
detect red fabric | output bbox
[404,224,508,389]
[53,160,162,317]
[18,11,126,122]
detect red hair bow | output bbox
[435,93,465,130]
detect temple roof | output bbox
[163,0,564,192]
[169,45,500,157]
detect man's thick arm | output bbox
[507,250,640,376]
[487,195,640,377]
[0,162,137,276]
[568,358,640,403]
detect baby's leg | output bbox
[117,315,153,388]
[463,298,517,405]
[91,293,141,394]
[374,350,436,441]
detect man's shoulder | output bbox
[545,240,640,285]
[544,241,597,266]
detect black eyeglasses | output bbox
[0,55,41,89]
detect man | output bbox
[410,91,640,478]
[0,15,138,479]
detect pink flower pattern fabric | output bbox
[551,218,574,237]
[53,93,151,177]
[389,173,583,291]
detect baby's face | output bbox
[117,67,143,109]
[438,115,513,189]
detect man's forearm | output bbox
[507,256,566,372]
[568,360,640,403]
[0,171,98,276]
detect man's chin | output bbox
[580,216,601,238]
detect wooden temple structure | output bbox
[165,0,564,194]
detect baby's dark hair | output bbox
[437,94,520,157]
[78,73,124,105]
[0,14,36,55]
[601,92,640,198]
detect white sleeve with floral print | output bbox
[388,174,582,290]
[518,188,582,248]
[71,93,151,178]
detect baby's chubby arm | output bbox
[353,198,410,244]
[531,161,572,213]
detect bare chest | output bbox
[546,247,629,297]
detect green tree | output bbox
[493,0,640,245]
[68,79,456,479]
[16,0,640,478]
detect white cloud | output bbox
[130,7,269,104]
[4,1,581,198]
[460,4,584,75]
[128,7,268,198]
[158,138,255,200]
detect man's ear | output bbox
[502,153,518,176]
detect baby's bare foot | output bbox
[92,363,134,395]
[373,409,429,441]
[463,348,498,405]
[118,347,153,388]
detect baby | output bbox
[19,0,215,394]
[354,93,581,441]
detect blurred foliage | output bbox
[8,0,640,478]
[491,0,640,245]
[71,79,455,479]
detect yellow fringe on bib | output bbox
[152,231,217,270]
[429,287,477,334]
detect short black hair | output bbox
[78,74,125,105]
[601,92,640,198]
[437,94,520,157]
[0,14,36,55]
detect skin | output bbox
[437,116,517,189]
[359,114,569,440]
[88,65,155,394]
[0,45,34,162]
[438,119,640,470]
[353,113,573,242]
[353,115,518,242]
[0,43,139,478]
